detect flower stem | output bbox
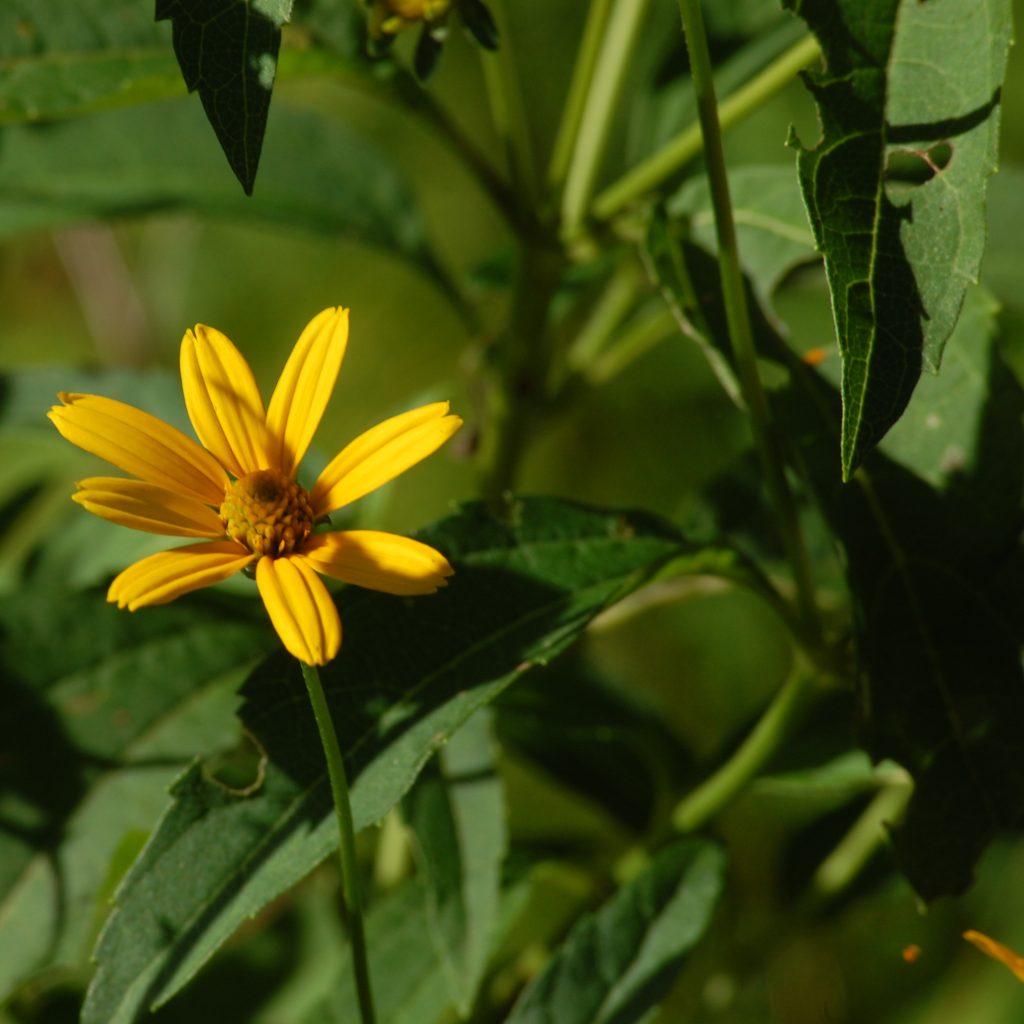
[480,0,539,211]
[672,666,818,832]
[675,0,821,644]
[300,661,376,1024]
[560,0,652,241]
[591,32,821,222]
[545,0,615,197]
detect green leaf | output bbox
[0,588,271,1000]
[788,286,1024,899]
[81,497,703,1024]
[505,839,725,1024]
[405,708,505,1016]
[0,99,427,258]
[649,198,1024,898]
[494,652,695,832]
[785,0,1012,477]
[0,1,181,125]
[298,884,451,1024]
[668,165,817,306]
[156,0,294,195]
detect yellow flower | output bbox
[49,307,462,666]
[370,0,452,37]
[963,929,1024,982]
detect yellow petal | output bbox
[181,325,269,478]
[300,530,453,595]
[256,556,342,665]
[266,307,349,477]
[108,541,255,610]
[48,393,229,505]
[310,402,462,517]
[74,477,225,538]
[964,930,1024,982]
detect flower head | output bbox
[49,307,462,666]
[369,0,452,38]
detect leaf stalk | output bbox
[592,32,821,222]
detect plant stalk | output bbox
[676,0,821,643]
[560,0,652,240]
[672,667,817,832]
[592,32,821,221]
[480,0,538,211]
[300,661,376,1024]
[546,0,616,196]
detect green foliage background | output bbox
[2,0,1024,1022]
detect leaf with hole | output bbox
[786,0,1012,476]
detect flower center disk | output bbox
[220,469,314,557]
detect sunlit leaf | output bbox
[0,0,181,124]
[405,708,505,1016]
[0,99,428,259]
[81,497,716,1023]
[785,0,1012,477]
[505,839,724,1024]
[669,165,817,305]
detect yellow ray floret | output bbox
[181,324,270,478]
[301,531,454,595]
[256,555,343,665]
[74,477,226,538]
[266,307,349,476]
[963,930,1024,982]
[108,541,257,610]
[310,401,463,518]
[50,306,460,667]
[49,393,229,505]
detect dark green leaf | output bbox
[494,652,695,832]
[785,0,1012,477]
[648,200,1024,898]
[81,497,702,1024]
[0,1,181,124]
[0,589,271,1000]
[156,0,294,194]
[785,286,1024,899]
[0,99,427,258]
[505,839,724,1024]
[405,708,505,1015]
[458,0,499,51]
[299,884,451,1024]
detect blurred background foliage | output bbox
[2,0,1024,1021]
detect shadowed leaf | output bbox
[505,839,724,1024]
[785,0,1012,477]
[156,0,295,194]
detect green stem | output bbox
[481,0,538,210]
[478,243,563,504]
[564,258,643,375]
[672,667,818,832]
[592,32,821,222]
[391,72,521,229]
[675,0,821,644]
[810,773,912,904]
[560,0,652,240]
[546,0,616,196]
[300,661,376,1024]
